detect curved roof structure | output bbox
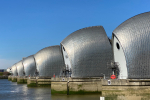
[61,26,113,77]
[34,45,65,77]
[11,65,17,76]
[16,60,24,76]
[7,67,11,73]
[113,12,150,79]
[23,55,36,77]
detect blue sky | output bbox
[0,0,150,69]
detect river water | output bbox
[0,79,150,100]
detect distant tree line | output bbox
[0,72,11,76]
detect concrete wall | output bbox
[27,78,51,87]
[11,76,17,82]
[51,82,68,94]
[51,78,150,95]
[27,78,37,87]
[8,76,12,81]
[69,81,102,94]
[17,77,27,84]
[37,79,51,87]
[102,79,150,86]
[51,78,102,95]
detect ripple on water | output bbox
[1,79,150,100]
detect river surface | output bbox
[0,79,150,100]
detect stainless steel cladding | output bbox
[113,12,150,79]
[15,61,24,76]
[34,45,65,77]
[7,68,11,73]
[22,55,36,77]
[11,65,17,76]
[61,26,113,78]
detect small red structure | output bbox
[53,75,55,78]
[111,75,116,79]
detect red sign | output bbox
[111,75,116,79]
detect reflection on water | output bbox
[1,79,150,100]
[0,79,51,100]
[51,95,101,100]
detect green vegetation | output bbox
[105,97,118,100]
[27,83,37,87]
[0,72,3,76]
[17,79,27,84]
[51,89,67,95]
[69,90,102,95]
[0,72,11,76]
[78,84,82,89]
[12,78,17,82]
[51,88,102,95]
[8,77,12,81]
[24,79,27,83]
[37,84,51,87]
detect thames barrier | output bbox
[6,12,150,96]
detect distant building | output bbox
[0,69,6,72]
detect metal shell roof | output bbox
[11,65,17,76]
[34,45,65,77]
[23,55,36,77]
[16,60,24,76]
[113,12,150,79]
[61,26,113,78]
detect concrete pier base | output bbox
[51,81,67,94]
[27,78,37,87]
[8,76,12,81]
[37,79,51,87]
[51,78,150,95]
[11,76,17,82]
[51,77,102,95]
[17,77,28,84]
[27,77,51,87]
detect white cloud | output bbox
[0,59,19,69]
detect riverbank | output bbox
[0,76,8,79]
[0,72,10,79]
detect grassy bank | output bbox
[0,72,10,79]
[0,72,11,76]
[0,72,3,76]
